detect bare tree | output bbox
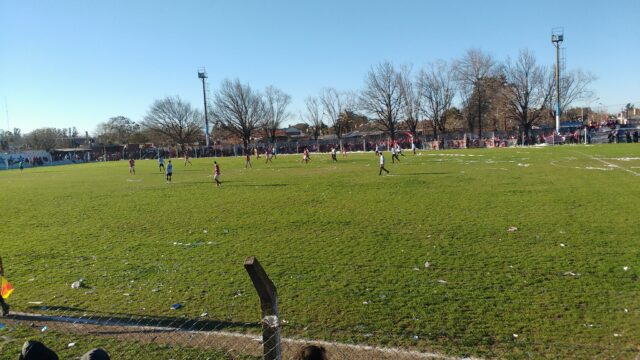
[94,116,140,144]
[319,88,353,149]
[398,65,423,138]
[454,49,497,136]
[304,96,325,141]
[211,79,266,153]
[502,50,554,136]
[558,69,597,116]
[24,128,65,151]
[142,96,203,150]
[418,60,456,139]
[359,61,404,141]
[263,86,292,144]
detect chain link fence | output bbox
[0,252,637,359]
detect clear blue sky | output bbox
[1,0,639,134]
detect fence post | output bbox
[244,256,281,360]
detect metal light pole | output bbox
[198,68,210,148]
[551,29,564,134]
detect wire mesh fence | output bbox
[0,252,638,359]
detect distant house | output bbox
[284,127,304,137]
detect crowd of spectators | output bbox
[15,341,328,360]
[18,341,110,360]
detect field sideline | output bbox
[1,145,639,359]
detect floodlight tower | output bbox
[198,68,211,148]
[551,28,564,133]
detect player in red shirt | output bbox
[213,161,221,188]
[128,158,135,175]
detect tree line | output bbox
[3,48,597,153]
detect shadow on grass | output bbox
[19,306,259,333]
[397,172,448,176]
[232,183,290,187]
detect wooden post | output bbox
[244,256,281,360]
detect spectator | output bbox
[80,348,110,360]
[19,341,59,360]
[295,345,328,360]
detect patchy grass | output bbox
[0,145,639,359]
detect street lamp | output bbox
[198,68,210,148]
[551,28,564,134]
[597,102,605,123]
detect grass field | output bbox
[1,145,639,359]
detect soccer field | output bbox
[1,145,639,359]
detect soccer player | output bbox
[411,141,417,155]
[245,152,252,168]
[213,161,221,188]
[184,152,192,166]
[302,147,310,164]
[391,146,400,163]
[165,160,173,183]
[331,147,338,162]
[379,152,390,175]
[128,158,135,175]
[18,160,24,173]
[158,156,165,172]
[265,149,273,164]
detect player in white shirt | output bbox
[379,153,390,175]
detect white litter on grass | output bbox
[68,342,76,348]
[71,279,85,289]
[200,312,208,317]
[507,226,518,232]
[560,243,566,247]
[424,261,431,268]
[610,157,640,161]
[512,334,518,339]
[517,163,530,167]
[437,279,447,284]
[427,153,476,157]
[614,333,621,337]
[563,272,580,277]
[203,229,208,234]
[123,293,131,296]
[28,301,43,305]
[362,301,369,305]
[623,266,629,271]
[624,308,628,313]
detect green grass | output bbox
[0,145,639,359]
